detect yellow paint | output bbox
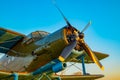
[0,27,24,36]
[63,29,69,44]
[0,71,28,75]
[58,56,65,62]
[90,50,104,70]
[73,30,78,35]
[101,66,104,71]
[18,72,28,75]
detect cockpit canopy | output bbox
[23,31,49,44]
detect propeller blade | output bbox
[53,0,72,26]
[81,21,91,33]
[79,39,104,70]
[59,40,77,61]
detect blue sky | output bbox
[0,0,120,43]
[0,0,120,80]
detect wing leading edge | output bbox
[0,27,25,54]
[65,50,109,63]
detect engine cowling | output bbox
[52,62,67,73]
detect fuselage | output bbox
[7,27,70,72]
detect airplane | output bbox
[0,1,109,80]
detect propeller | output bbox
[75,21,104,70]
[53,1,77,61]
[73,21,104,70]
[53,0,72,27]
[81,21,91,33]
[59,40,77,62]
[78,39,104,70]
[53,0,104,70]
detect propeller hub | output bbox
[79,33,84,39]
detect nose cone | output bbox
[79,33,84,39]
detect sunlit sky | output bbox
[0,0,120,80]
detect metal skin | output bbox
[5,27,70,72]
[31,59,67,75]
[0,73,18,80]
[0,27,77,80]
[0,27,69,80]
[0,26,109,80]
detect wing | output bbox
[0,71,53,80]
[0,71,36,80]
[0,27,25,54]
[83,51,109,63]
[65,50,109,63]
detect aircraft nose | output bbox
[65,27,79,43]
